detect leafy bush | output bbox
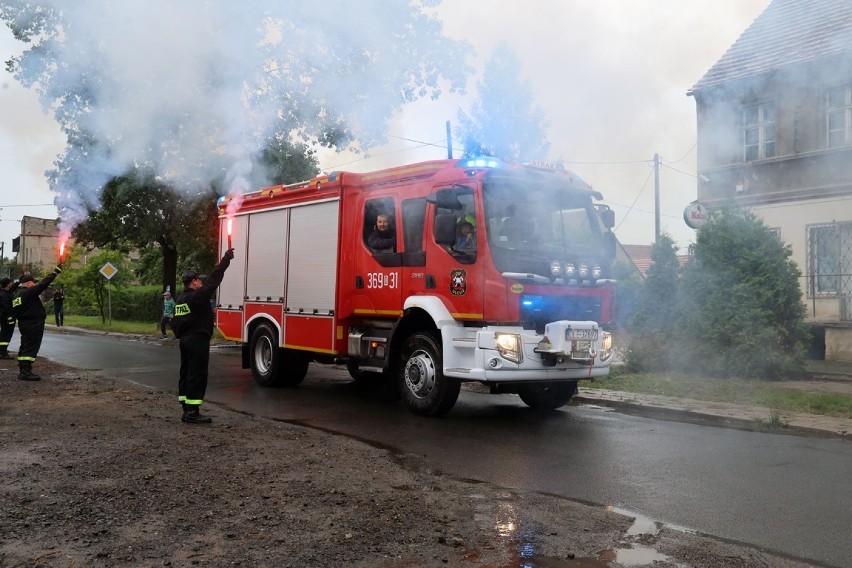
[625,211,809,379]
[624,234,680,373]
[674,208,809,378]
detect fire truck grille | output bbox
[519,294,602,334]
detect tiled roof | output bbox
[690,0,852,93]
[620,244,688,278]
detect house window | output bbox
[807,224,839,297]
[826,86,852,148]
[743,102,776,161]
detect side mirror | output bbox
[599,208,615,229]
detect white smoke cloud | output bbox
[3,0,468,239]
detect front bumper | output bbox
[442,320,613,382]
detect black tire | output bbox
[518,381,578,410]
[397,331,460,416]
[277,349,310,387]
[249,322,282,387]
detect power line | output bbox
[660,162,698,178]
[613,165,654,232]
[663,143,697,164]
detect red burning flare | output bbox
[58,240,66,264]
[227,217,233,249]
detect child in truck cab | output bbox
[455,220,476,250]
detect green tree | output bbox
[625,234,681,372]
[72,174,218,295]
[676,208,809,378]
[455,43,549,161]
[60,248,133,323]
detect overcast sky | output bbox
[0,0,770,258]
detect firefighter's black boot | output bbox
[0,347,13,360]
[18,361,41,381]
[181,406,212,424]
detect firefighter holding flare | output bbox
[12,265,62,381]
[171,247,234,424]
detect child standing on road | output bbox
[160,291,175,339]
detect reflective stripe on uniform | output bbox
[178,395,186,402]
[184,398,203,406]
[17,356,35,361]
[12,297,21,308]
[0,342,8,347]
[174,303,191,316]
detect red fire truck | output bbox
[216,157,617,416]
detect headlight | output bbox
[599,331,613,362]
[550,260,562,277]
[592,265,602,279]
[494,332,523,364]
[564,262,576,277]
[578,263,589,278]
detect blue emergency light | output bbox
[456,156,502,169]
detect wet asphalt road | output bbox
[25,331,852,567]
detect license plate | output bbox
[566,328,598,341]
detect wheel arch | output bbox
[388,295,462,371]
[245,314,282,347]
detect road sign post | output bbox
[99,262,119,325]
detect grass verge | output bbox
[581,369,852,419]
[57,315,228,342]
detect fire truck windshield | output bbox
[482,171,611,279]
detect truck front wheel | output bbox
[518,381,578,410]
[398,331,460,416]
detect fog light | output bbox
[550,261,562,277]
[494,332,523,364]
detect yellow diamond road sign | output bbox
[99,262,119,280]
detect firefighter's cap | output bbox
[182,269,199,284]
[181,269,207,284]
[19,274,37,284]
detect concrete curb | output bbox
[575,390,851,439]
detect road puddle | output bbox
[470,494,684,567]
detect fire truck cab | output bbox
[216,157,617,416]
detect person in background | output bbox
[53,286,65,327]
[12,266,61,381]
[0,277,19,359]
[171,248,234,424]
[367,213,396,252]
[160,290,175,339]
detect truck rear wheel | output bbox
[518,381,578,410]
[398,331,460,416]
[277,350,309,387]
[250,323,282,387]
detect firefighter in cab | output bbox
[12,265,61,381]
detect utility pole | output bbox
[654,153,661,243]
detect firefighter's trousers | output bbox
[0,317,15,352]
[178,332,210,408]
[17,319,45,362]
